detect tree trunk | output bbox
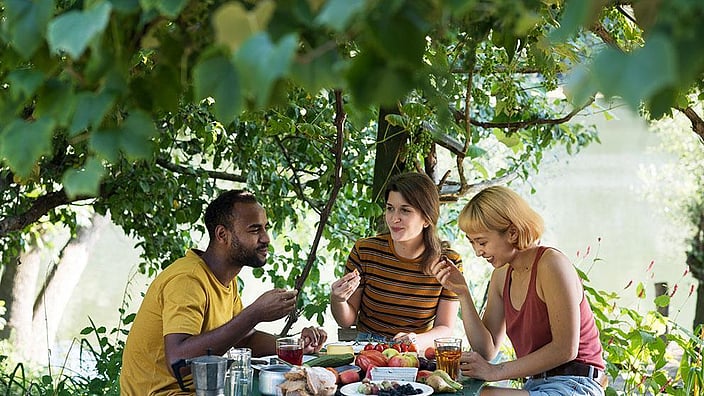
[0,213,110,364]
[695,281,704,331]
[372,106,409,204]
[0,249,41,350]
[27,213,110,363]
[687,211,704,331]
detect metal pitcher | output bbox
[172,354,228,396]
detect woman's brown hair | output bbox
[384,172,442,273]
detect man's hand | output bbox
[301,327,327,354]
[249,289,298,322]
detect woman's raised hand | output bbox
[429,256,468,295]
[330,269,360,303]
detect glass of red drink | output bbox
[276,337,304,366]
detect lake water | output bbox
[55,104,697,364]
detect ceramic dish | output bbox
[339,381,433,396]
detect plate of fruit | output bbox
[339,379,433,396]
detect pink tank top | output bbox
[503,247,605,369]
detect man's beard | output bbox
[229,235,267,268]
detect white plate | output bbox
[340,381,433,396]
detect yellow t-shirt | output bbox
[120,249,243,395]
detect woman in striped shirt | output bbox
[330,172,463,353]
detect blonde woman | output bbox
[430,186,605,396]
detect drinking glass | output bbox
[276,337,304,365]
[434,337,462,380]
[226,347,252,396]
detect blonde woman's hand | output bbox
[330,269,360,303]
[459,351,500,382]
[429,256,468,295]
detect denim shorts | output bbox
[524,375,604,396]
[355,332,390,343]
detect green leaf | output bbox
[6,69,46,101]
[69,91,116,136]
[466,145,487,158]
[0,117,55,178]
[3,0,54,59]
[653,294,670,308]
[193,53,242,123]
[549,0,596,43]
[347,51,414,107]
[493,129,522,152]
[595,34,676,110]
[62,157,105,198]
[636,282,646,299]
[315,0,364,32]
[47,1,112,59]
[34,79,76,127]
[234,33,298,108]
[90,129,121,162]
[213,1,275,53]
[290,49,342,93]
[368,10,426,68]
[139,0,187,19]
[384,114,405,128]
[119,110,157,159]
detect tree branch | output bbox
[280,89,346,336]
[0,191,75,236]
[274,137,323,215]
[469,98,595,129]
[677,107,704,143]
[591,21,620,48]
[155,158,247,182]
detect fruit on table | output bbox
[415,370,433,383]
[374,343,388,352]
[356,379,424,395]
[356,350,388,372]
[382,348,400,359]
[431,370,463,391]
[423,347,435,360]
[425,374,458,393]
[338,368,361,384]
[417,357,436,371]
[387,352,419,368]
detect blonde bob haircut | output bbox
[458,185,544,250]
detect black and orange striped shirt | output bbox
[344,234,463,339]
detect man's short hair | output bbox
[204,190,258,239]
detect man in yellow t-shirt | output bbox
[120,190,327,395]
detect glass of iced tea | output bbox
[276,337,304,366]
[434,337,462,380]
